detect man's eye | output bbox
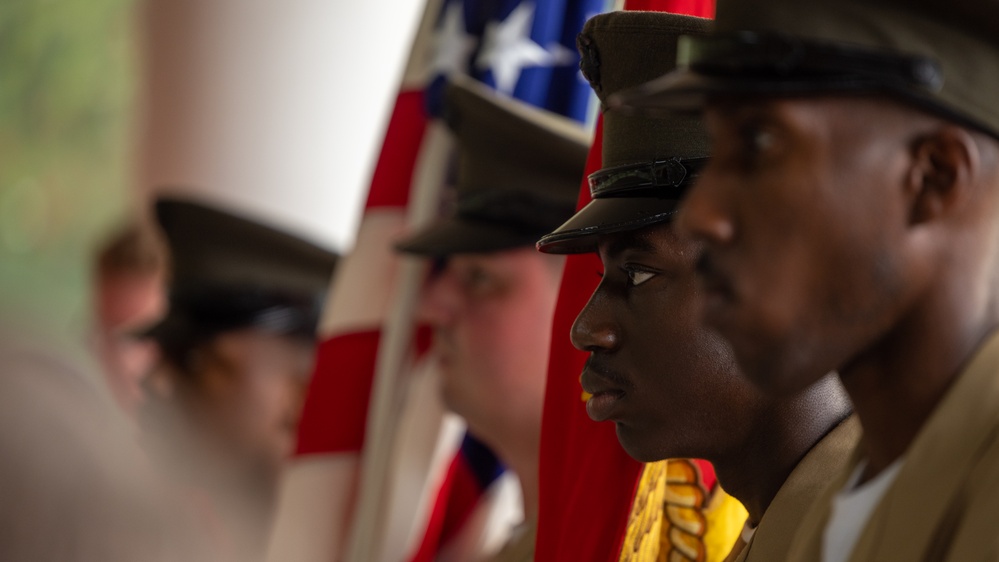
[465,269,491,289]
[752,129,775,152]
[626,269,656,287]
[460,266,503,296]
[739,122,775,155]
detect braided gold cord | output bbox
[660,459,709,562]
[618,460,668,561]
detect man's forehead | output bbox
[704,95,915,140]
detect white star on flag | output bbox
[475,2,556,95]
[429,1,477,79]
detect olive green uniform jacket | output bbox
[724,416,861,562]
[787,331,999,561]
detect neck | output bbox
[712,376,851,525]
[480,428,541,523]
[504,443,541,523]
[514,460,540,524]
[839,272,999,480]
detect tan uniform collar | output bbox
[788,330,999,561]
[734,415,861,562]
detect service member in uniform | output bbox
[142,198,338,562]
[537,11,856,562]
[616,0,999,559]
[395,75,589,562]
[94,219,169,419]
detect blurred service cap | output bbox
[537,11,712,255]
[144,197,338,355]
[395,75,591,257]
[613,0,999,140]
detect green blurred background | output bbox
[0,0,137,341]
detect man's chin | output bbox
[615,423,666,464]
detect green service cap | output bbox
[395,74,591,256]
[144,197,338,363]
[614,0,999,139]
[537,11,712,255]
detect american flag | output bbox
[268,0,608,561]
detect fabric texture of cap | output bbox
[143,197,338,364]
[613,0,999,140]
[537,11,712,255]
[395,74,591,256]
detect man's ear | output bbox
[906,125,980,225]
[189,342,238,397]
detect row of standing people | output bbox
[6,0,999,560]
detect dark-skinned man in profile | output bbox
[537,11,856,561]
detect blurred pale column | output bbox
[140,0,426,251]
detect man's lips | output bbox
[579,360,629,422]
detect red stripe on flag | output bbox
[695,458,717,491]
[365,90,429,210]
[294,330,381,455]
[407,451,484,562]
[623,0,715,17]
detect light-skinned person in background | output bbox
[395,75,590,562]
[142,198,337,562]
[94,219,169,419]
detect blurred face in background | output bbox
[417,247,564,454]
[177,328,314,476]
[95,222,169,418]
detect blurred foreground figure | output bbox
[538,12,855,562]
[618,0,999,560]
[396,76,589,562]
[0,2,196,560]
[0,319,190,562]
[142,198,337,562]
[94,219,169,419]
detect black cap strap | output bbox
[679,31,944,94]
[588,156,709,199]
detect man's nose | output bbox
[675,175,735,247]
[416,269,459,327]
[570,290,619,353]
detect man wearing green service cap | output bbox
[616,0,999,560]
[396,75,589,562]
[142,198,338,562]
[538,11,856,562]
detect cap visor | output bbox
[537,197,679,255]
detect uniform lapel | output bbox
[850,331,999,561]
